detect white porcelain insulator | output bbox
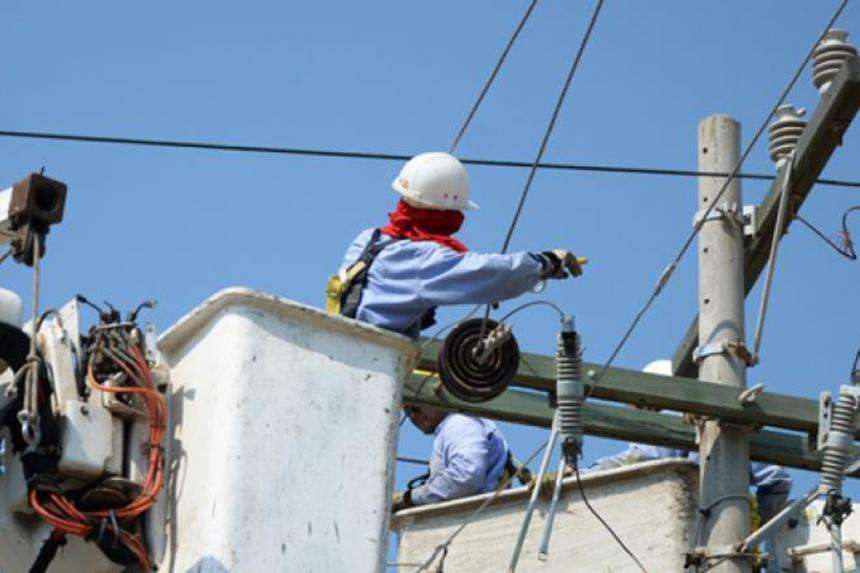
[768,104,807,164]
[813,29,857,93]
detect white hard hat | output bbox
[391,152,478,211]
[0,288,23,327]
[642,359,673,376]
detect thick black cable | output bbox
[449,0,539,153]
[795,206,859,260]
[1,129,860,189]
[573,461,648,573]
[590,0,852,390]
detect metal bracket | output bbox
[693,339,755,366]
[738,383,765,404]
[818,391,833,451]
[742,204,758,241]
[726,339,757,367]
[693,341,727,364]
[685,545,764,569]
[144,322,160,364]
[693,201,743,228]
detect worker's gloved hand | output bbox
[538,250,585,280]
[391,490,414,514]
[530,466,574,497]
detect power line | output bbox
[449,0,539,153]
[795,205,858,260]
[1,129,859,189]
[479,0,605,338]
[589,0,852,393]
[573,461,648,573]
[499,0,605,254]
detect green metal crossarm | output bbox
[672,56,860,377]
[419,340,859,437]
[403,374,858,477]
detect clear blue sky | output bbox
[3,0,859,564]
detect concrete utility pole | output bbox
[696,115,751,573]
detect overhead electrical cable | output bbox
[795,205,859,260]
[498,0,604,254]
[589,0,852,394]
[449,0,539,153]
[0,129,859,189]
[573,461,648,573]
[478,0,604,337]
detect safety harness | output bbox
[326,229,394,318]
[326,228,436,330]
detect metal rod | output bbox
[507,415,558,573]
[752,154,794,359]
[830,518,845,573]
[537,455,567,561]
[741,486,819,551]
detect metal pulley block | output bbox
[438,318,520,403]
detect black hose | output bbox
[29,532,67,573]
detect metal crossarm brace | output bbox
[418,341,860,437]
[403,373,860,477]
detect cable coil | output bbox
[438,318,519,403]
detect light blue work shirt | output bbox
[340,228,545,337]
[588,444,792,496]
[410,414,509,505]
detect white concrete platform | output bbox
[391,459,699,572]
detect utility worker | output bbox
[588,361,792,525]
[330,151,581,510]
[392,405,517,512]
[589,444,792,522]
[328,151,585,338]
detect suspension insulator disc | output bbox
[438,318,519,403]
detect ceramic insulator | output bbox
[813,29,857,93]
[768,104,807,165]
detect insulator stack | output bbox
[813,30,857,93]
[556,319,583,465]
[768,105,807,165]
[820,388,858,493]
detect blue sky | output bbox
[2,0,859,564]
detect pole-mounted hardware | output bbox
[437,318,520,403]
[0,172,67,264]
[508,315,585,571]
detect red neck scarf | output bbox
[380,199,468,253]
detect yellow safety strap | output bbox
[324,261,368,316]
